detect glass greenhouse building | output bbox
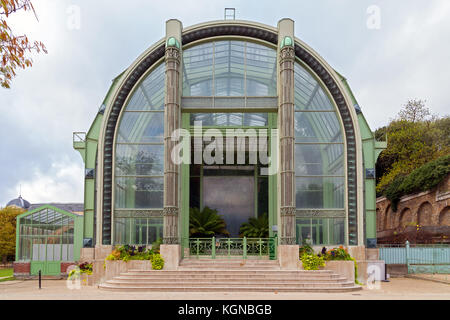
[71,18,386,268]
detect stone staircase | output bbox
[99,259,362,292]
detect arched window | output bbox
[294,62,345,245]
[183,40,276,127]
[113,63,165,245]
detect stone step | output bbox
[109,278,351,285]
[106,280,355,288]
[127,269,334,275]
[115,273,347,280]
[178,267,280,270]
[99,283,362,293]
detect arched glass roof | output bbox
[182,40,277,97]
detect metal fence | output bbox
[186,237,277,260]
[379,241,450,274]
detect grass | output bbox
[0,268,15,282]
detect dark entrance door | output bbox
[202,166,255,237]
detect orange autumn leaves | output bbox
[0,0,47,88]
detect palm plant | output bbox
[239,213,269,238]
[189,207,230,238]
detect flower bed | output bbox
[298,244,360,284]
[104,245,165,270]
[67,261,94,286]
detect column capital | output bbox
[163,206,179,216]
[165,46,181,61]
[279,46,295,62]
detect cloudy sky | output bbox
[0,0,449,206]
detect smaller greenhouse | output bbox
[15,205,83,276]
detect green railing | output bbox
[186,237,277,260]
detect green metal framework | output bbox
[15,205,83,275]
[74,22,387,250]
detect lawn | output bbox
[0,268,14,282]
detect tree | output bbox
[1,0,47,88]
[189,207,230,238]
[397,99,431,123]
[376,99,450,195]
[0,207,23,263]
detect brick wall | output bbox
[13,262,30,275]
[61,262,76,274]
[376,174,450,244]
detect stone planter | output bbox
[324,260,355,283]
[104,260,128,281]
[103,259,156,283]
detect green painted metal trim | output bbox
[181,113,191,252]
[15,215,20,261]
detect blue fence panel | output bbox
[379,247,406,264]
[379,244,450,273]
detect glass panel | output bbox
[214,41,245,96]
[332,218,345,245]
[19,237,32,260]
[296,218,345,245]
[125,63,165,111]
[190,113,269,127]
[189,177,201,210]
[295,177,344,209]
[295,144,344,176]
[115,177,164,209]
[116,112,164,143]
[114,218,127,245]
[148,218,163,244]
[67,239,74,261]
[61,242,68,261]
[257,177,269,216]
[116,144,164,176]
[183,40,276,97]
[245,41,277,96]
[294,112,343,143]
[183,42,214,96]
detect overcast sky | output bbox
[0,0,449,206]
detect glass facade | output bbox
[115,63,165,213]
[18,207,75,261]
[111,39,347,246]
[294,62,345,210]
[294,61,345,245]
[114,217,163,245]
[296,218,345,246]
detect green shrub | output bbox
[299,241,314,258]
[384,154,450,211]
[300,253,325,270]
[151,238,163,254]
[68,262,93,280]
[189,206,230,237]
[239,213,269,238]
[151,254,164,270]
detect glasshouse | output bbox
[16,18,386,276]
[14,205,83,276]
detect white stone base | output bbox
[160,244,181,270]
[278,245,300,270]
